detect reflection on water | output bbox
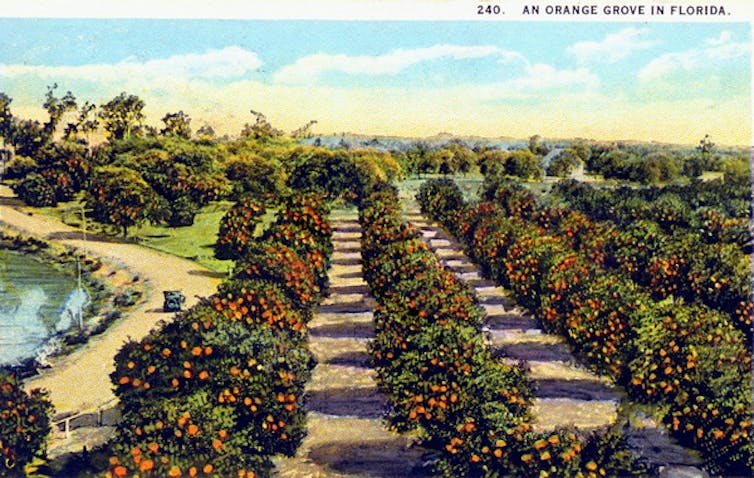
[0,249,90,366]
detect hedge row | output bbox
[105,193,332,478]
[361,182,643,477]
[418,178,753,475]
[548,179,753,340]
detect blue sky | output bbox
[0,19,750,144]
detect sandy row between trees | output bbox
[0,186,222,415]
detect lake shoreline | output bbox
[0,227,145,379]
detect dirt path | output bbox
[403,206,620,432]
[403,203,706,475]
[275,209,426,478]
[0,187,222,417]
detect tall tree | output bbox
[160,110,192,138]
[63,101,99,144]
[98,92,145,140]
[242,109,282,141]
[42,83,77,138]
[0,92,13,148]
[195,124,216,139]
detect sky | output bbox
[0,19,751,145]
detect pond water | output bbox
[0,249,90,366]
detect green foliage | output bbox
[160,111,192,139]
[0,373,53,477]
[547,149,581,178]
[130,148,228,226]
[108,299,312,478]
[98,92,146,140]
[214,198,267,261]
[108,192,331,478]
[351,148,403,191]
[225,154,286,200]
[233,240,320,311]
[2,155,37,180]
[262,194,333,294]
[504,149,543,180]
[86,166,164,237]
[418,176,753,474]
[13,172,57,207]
[366,183,645,477]
[628,302,753,474]
[416,179,466,225]
[286,147,359,197]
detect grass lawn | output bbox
[134,201,237,274]
[29,197,276,274]
[134,201,279,274]
[397,174,486,202]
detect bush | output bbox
[13,172,57,207]
[504,231,566,313]
[627,302,753,473]
[367,184,645,477]
[233,240,320,311]
[107,186,333,477]
[214,198,267,261]
[109,283,315,477]
[0,373,53,477]
[416,179,466,225]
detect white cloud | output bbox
[507,63,599,91]
[463,62,599,101]
[705,30,732,46]
[273,44,520,83]
[0,46,262,81]
[567,27,655,64]
[638,32,749,83]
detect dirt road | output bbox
[0,187,222,415]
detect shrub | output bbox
[108,292,313,477]
[233,240,320,311]
[214,198,267,261]
[0,373,53,477]
[13,172,57,207]
[628,302,753,473]
[417,179,466,225]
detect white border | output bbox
[0,0,753,22]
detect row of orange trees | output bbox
[359,183,644,477]
[105,193,332,478]
[417,178,753,475]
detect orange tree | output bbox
[85,166,165,237]
[233,240,320,312]
[262,194,333,295]
[366,182,645,477]
[107,192,332,477]
[418,177,753,474]
[214,197,267,261]
[108,298,312,477]
[0,373,53,477]
[627,302,752,473]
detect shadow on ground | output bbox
[325,350,371,367]
[318,301,373,314]
[308,439,430,477]
[309,321,375,339]
[534,378,617,401]
[188,269,227,279]
[306,387,385,419]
